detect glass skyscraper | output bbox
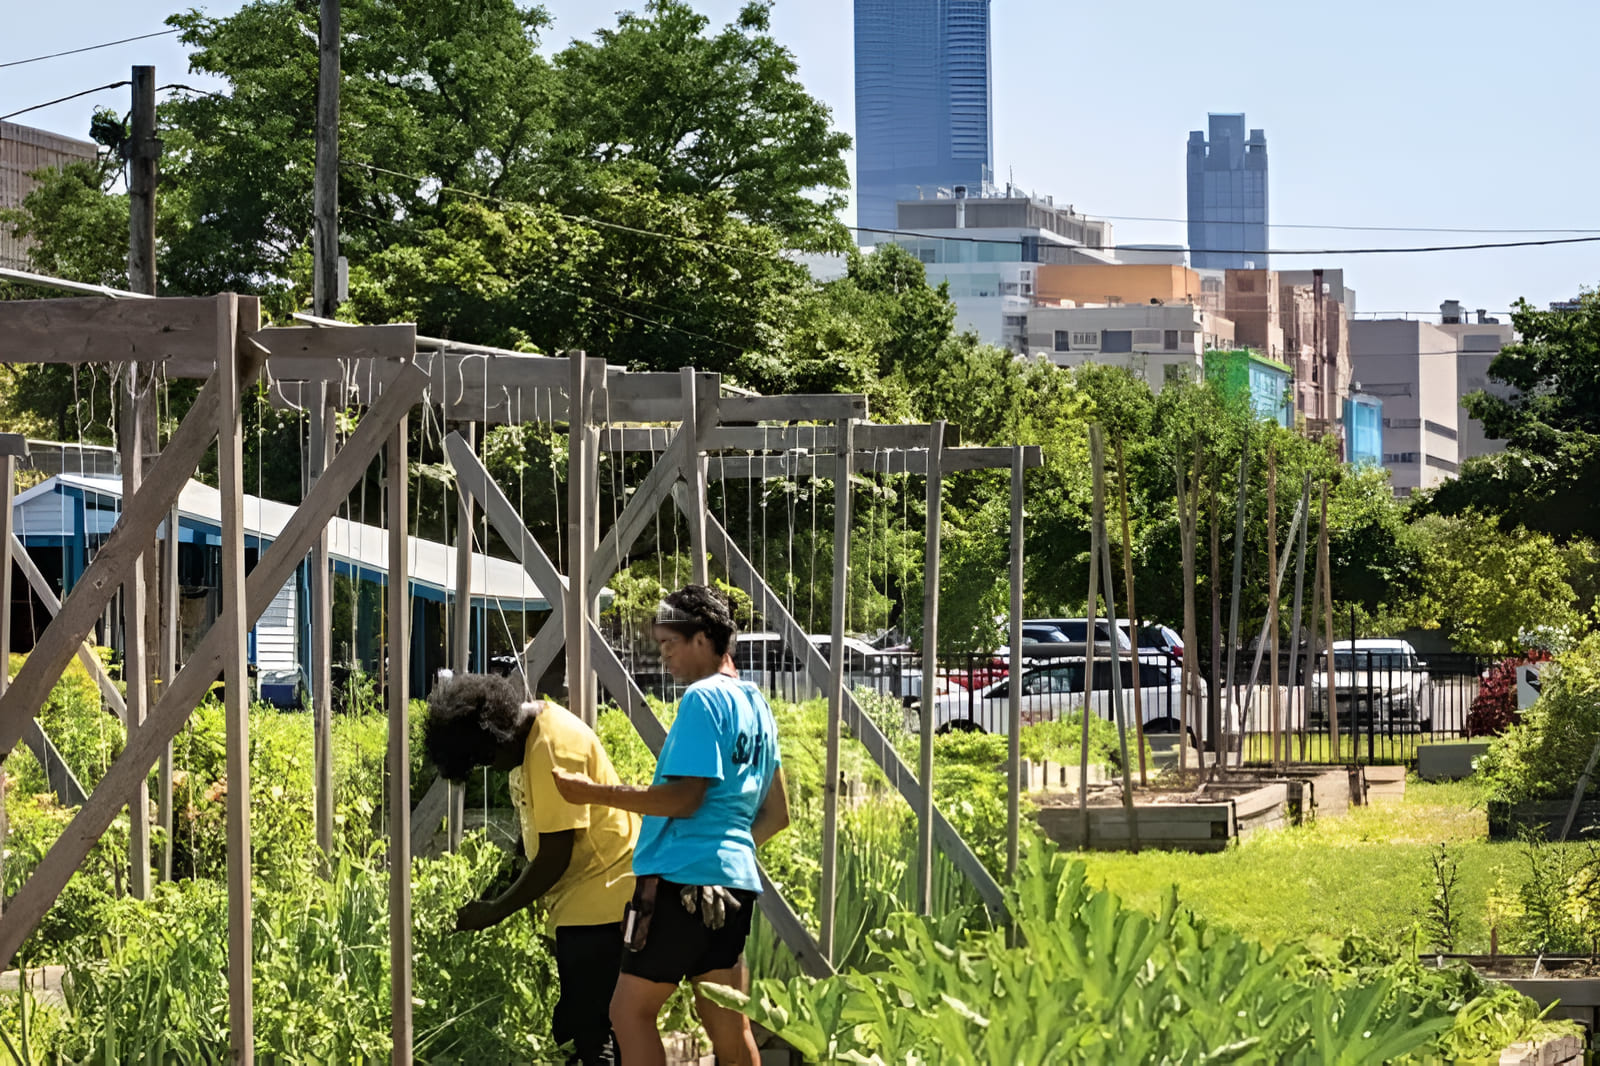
[854,0,994,234]
[1186,114,1268,270]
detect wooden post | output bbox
[1320,485,1338,759]
[1266,443,1279,766]
[819,417,853,961]
[682,368,709,588]
[387,416,413,1063]
[119,341,152,901]
[158,508,177,880]
[1091,427,1138,851]
[1176,441,1202,776]
[1303,496,1321,764]
[917,421,944,915]
[1007,447,1024,879]
[1080,447,1100,840]
[0,439,18,916]
[1224,444,1249,767]
[566,353,592,724]
[448,421,475,850]
[216,294,253,1062]
[1285,476,1311,768]
[1114,437,1146,786]
[1208,474,1223,767]
[313,0,340,320]
[309,394,336,859]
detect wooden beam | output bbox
[601,423,947,454]
[0,361,428,973]
[0,296,262,366]
[7,537,126,720]
[917,422,944,915]
[1007,448,1024,881]
[693,506,1006,917]
[309,387,335,860]
[565,354,594,722]
[215,294,254,1062]
[120,355,151,901]
[387,416,414,1062]
[819,417,853,962]
[453,441,833,980]
[713,394,867,423]
[702,446,1043,479]
[681,369,709,587]
[0,324,268,763]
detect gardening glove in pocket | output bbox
[679,884,741,930]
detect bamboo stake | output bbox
[1267,442,1279,766]
[1285,476,1312,769]
[1320,484,1338,760]
[1080,455,1100,843]
[1224,443,1249,768]
[1304,499,1322,764]
[1208,472,1223,774]
[1091,427,1138,850]
[1114,437,1147,787]
[1176,438,1203,777]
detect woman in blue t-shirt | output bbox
[552,584,790,1066]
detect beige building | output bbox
[1436,301,1517,462]
[1349,320,1462,496]
[1,121,98,271]
[1026,303,1234,390]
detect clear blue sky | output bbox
[7,0,1599,317]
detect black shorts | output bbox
[619,877,759,985]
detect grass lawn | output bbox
[1076,778,1530,953]
[1237,731,1442,765]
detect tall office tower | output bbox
[854,0,994,234]
[1186,114,1269,270]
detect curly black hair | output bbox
[656,584,738,656]
[422,673,527,782]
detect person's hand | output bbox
[551,768,596,803]
[455,900,499,932]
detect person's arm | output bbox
[456,829,574,931]
[751,768,790,847]
[551,771,710,819]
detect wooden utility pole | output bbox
[310,0,341,858]
[124,66,158,899]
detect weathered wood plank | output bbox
[387,416,414,1060]
[0,296,261,365]
[714,394,868,423]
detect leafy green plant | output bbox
[1479,636,1600,804]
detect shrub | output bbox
[1466,651,1551,737]
[1479,636,1600,804]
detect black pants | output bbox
[553,922,623,1065]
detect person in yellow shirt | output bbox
[424,673,639,1066]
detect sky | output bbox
[6,0,1599,317]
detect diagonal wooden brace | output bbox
[9,534,126,721]
[688,505,1007,918]
[446,435,834,980]
[0,362,429,970]
[0,342,268,761]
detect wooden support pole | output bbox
[682,367,709,588]
[566,353,593,724]
[0,340,266,762]
[1114,437,1147,787]
[158,508,177,880]
[0,363,426,971]
[1224,444,1249,767]
[1267,443,1279,766]
[1091,427,1138,851]
[1285,476,1312,768]
[386,416,414,1063]
[120,348,152,901]
[1006,447,1024,880]
[1081,448,1101,840]
[309,391,336,859]
[1238,492,1306,745]
[0,443,14,918]
[448,421,475,851]
[215,294,254,1062]
[9,534,126,719]
[313,0,340,320]
[819,417,853,961]
[917,421,944,916]
[1208,476,1223,767]
[1320,485,1338,759]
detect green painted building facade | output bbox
[1204,348,1292,427]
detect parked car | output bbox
[1024,618,1132,650]
[1116,621,1183,661]
[923,656,1219,740]
[1310,639,1432,732]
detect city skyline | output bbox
[6,0,1599,316]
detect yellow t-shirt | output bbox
[506,701,639,931]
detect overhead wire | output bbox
[0,81,129,122]
[0,29,179,69]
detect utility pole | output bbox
[309,0,341,859]
[124,65,158,898]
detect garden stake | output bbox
[1320,484,1338,760]
[1114,436,1147,787]
[1208,466,1222,778]
[1091,427,1138,851]
[1225,442,1249,767]
[1267,442,1279,766]
[1285,475,1311,771]
[1238,490,1306,750]
[1081,448,1101,844]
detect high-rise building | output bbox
[854,0,994,234]
[1186,114,1268,270]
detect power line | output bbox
[0,81,129,123]
[0,29,180,70]
[1094,214,1600,235]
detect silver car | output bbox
[1310,639,1433,732]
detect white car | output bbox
[1310,639,1433,732]
[924,657,1219,739]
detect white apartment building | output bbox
[1349,320,1461,496]
[1025,304,1235,390]
[1436,301,1516,462]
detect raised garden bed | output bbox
[1223,765,1361,822]
[1364,763,1407,801]
[1416,740,1491,781]
[1488,800,1600,842]
[1441,956,1600,1055]
[1034,782,1290,853]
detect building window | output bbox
[1133,329,1161,347]
[1424,454,1460,473]
[1180,330,1195,343]
[1424,420,1459,442]
[1383,452,1420,464]
[1070,331,1098,348]
[1164,330,1179,351]
[1053,330,1070,353]
[1102,330,1133,353]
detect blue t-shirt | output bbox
[633,673,781,893]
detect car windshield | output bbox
[1137,626,1169,646]
[1332,651,1413,671]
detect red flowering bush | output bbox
[1467,650,1552,737]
